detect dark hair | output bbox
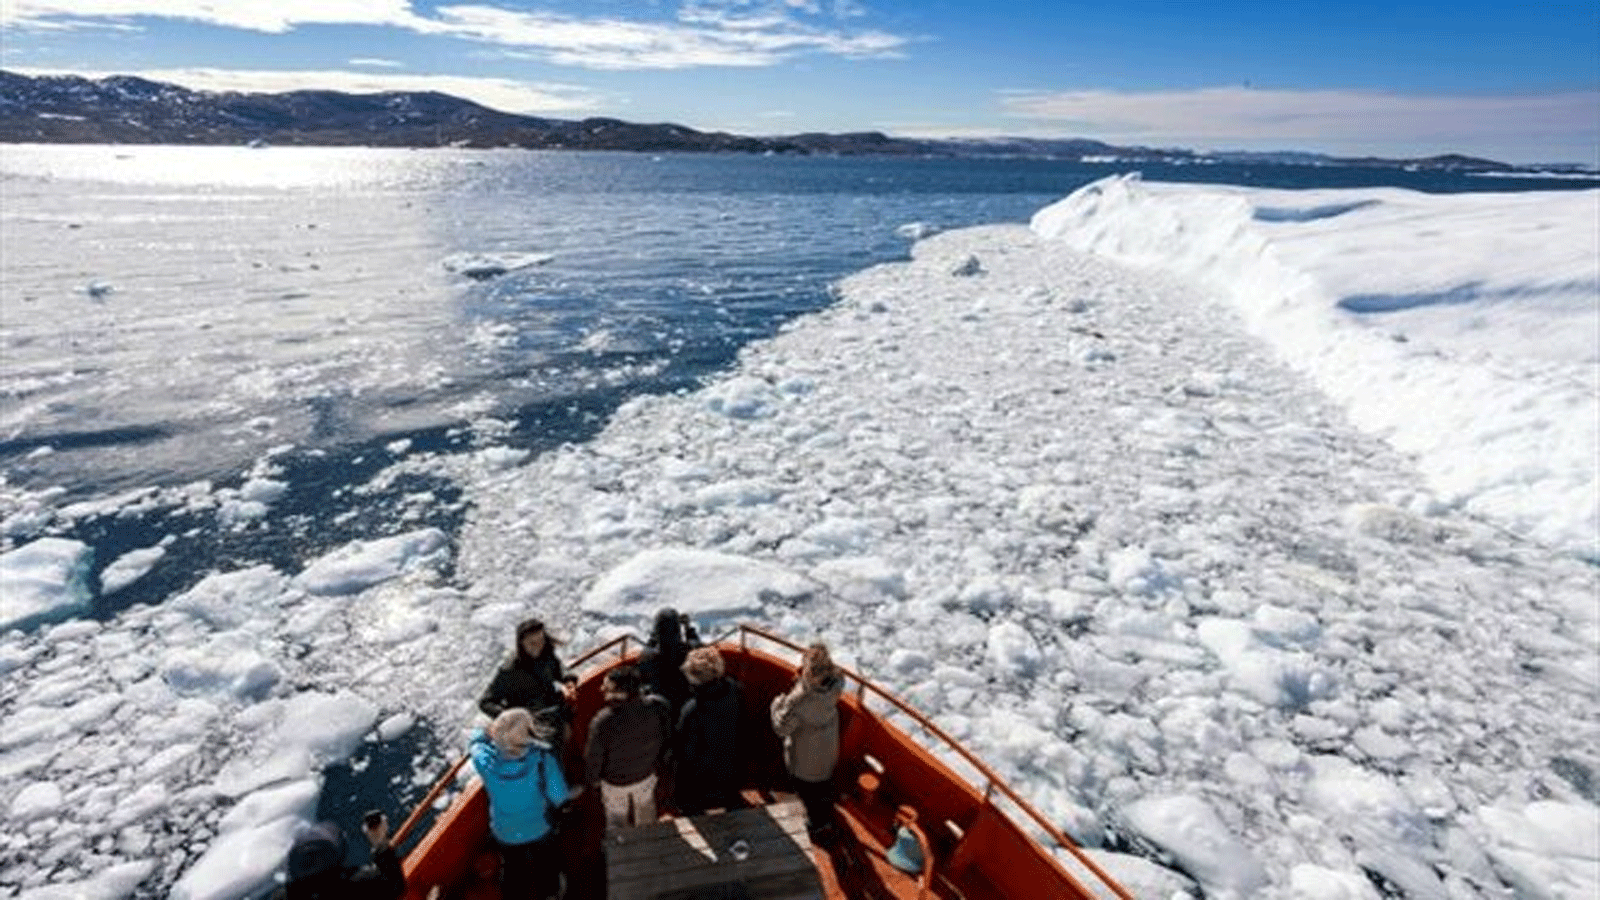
[287,822,346,883]
[510,616,561,667]
[605,665,643,697]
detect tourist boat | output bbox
[392,624,1135,899]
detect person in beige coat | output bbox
[771,643,844,839]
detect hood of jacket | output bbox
[480,742,551,781]
[812,671,843,697]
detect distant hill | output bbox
[0,69,1522,172]
[0,69,923,155]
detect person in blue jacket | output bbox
[470,708,570,900]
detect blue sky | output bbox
[2,0,1596,164]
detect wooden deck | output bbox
[606,800,822,900]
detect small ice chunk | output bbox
[1477,799,1600,900]
[0,537,94,631]
[1290,864,1383,899]
[887,648,931,676]
[217,779,320,834]
[170,812,304,900]
[1123,794,1269,896]
[294,528,449,596]
[1197,617,1331,709]
[10,780,64,819]
[161,636,282,701]
[376,712,415,741]
[811,556,905,605]
[101,545,167,595]
[702,376,780,420]
[477,446,530,470]
[441,250,553,280]
[1105,546,1179,596]
[583,548,813,621]
[985,620,1043,679]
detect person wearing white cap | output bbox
[470,707,570,900]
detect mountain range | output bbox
[0,69,1525,171]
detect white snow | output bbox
[1031,173,1600,560]
[0,173,1596,899]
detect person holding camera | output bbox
[635,608,702,720]
[275,810,405,900]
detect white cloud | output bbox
[348,58,404,69]
[0,0,908,69]
[13,66,608,115]
[2,0,424,33]
[679,1,795,31]
[1000,86,1600,158]
[431,4,904,71]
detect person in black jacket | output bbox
[672,646,744,816]
[479,617,576,739]
[634,608,701,720]
[274,813,404,900]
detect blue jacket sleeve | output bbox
[542,747,569,808]
[469,728,496,773]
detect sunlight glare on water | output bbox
[1,146,1058,496]
[0,143,456,189]
[1,149,477,489]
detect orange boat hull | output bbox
[397,626,1132,899]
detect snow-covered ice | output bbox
[1032,173,1599,560]
[1,175,1596,899]
[290,528,450,596]
[0,536,93,631]
[99,544,167,596]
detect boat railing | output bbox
[727,624,1135,900]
